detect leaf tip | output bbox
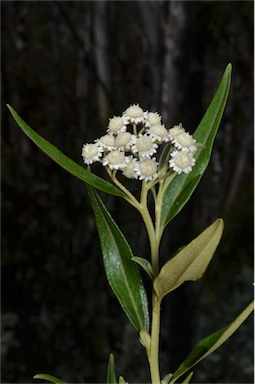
[216,217,224,231]
[225,63,232,79]
[227,62,232,72]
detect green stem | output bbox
[140,181,159,275]
[139,181,162,382]
[109,174,159,274]
[155,180,165,243]
[155,173,176,242]
[149,294,161,384]
[108,174,163,383]
[109,170,141,210]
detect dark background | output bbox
[1,1,254,383]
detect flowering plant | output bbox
[7,64,253,384]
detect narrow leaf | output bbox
[33,374,67,383]
[132,256,155,280]
[87,186,150,332]
[154,219,223,300]
[7,105,124,197]
[181,372,194,383]
[161,373,173,384]
[107,354,117,384]
[119,376,128,384]
[171,301,254,382]
[160,64,232,227]
[139,329,151,352]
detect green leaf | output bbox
[33,374,67,383]
[160,64,232,227]
[107,354,117,384]
[170,300,254,382]
[161,372,173,384]
[161,371,193,384]
[139,329,151,352]
[158,142,172,170]
[131,256,155,280]
[154,219,224,300]
[181,372,194,383]
[87,186,150,332]
[119,376,128,384]
[7,105,124,198]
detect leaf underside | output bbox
[154,219,224,300]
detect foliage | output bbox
[8,64,254,384]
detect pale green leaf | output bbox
[131,256,155,280]
[154,219,224,300]
[171,301,254,382]
[139,329,151,352]
[181,372,194,383]
[161,373,173,384]
[119,376,128,384]
[107,354,117,384]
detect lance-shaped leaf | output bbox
[160,64,232,228]
[7,105,124,198]
[170,300,254,383]
[154,219,223,301]
[132,256,155,281]
[107,354,117,384]
[87,186,150,332]
[118,377,128,384]
[33,374,67,383]
[161,373,173,384]
[181,372,194,384]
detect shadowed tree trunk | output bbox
[51,3,63,144]
[161,1,186,126]
[138,1,164,111]
[93,1,111,125]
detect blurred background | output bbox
[1,1,254,383]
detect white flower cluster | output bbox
[82,104,197,182]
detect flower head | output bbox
[123,104,148,124]
[107,116,128,135]
[147,124,169,143]
[82,143,103,165]
[169,150,195,174]
[171,132,197,153]
[168,124,185,142]
[115,132,133,150]
[103,150,129,170]
[132,134,158,158]
[97,134,116,151]
[134,158,158,182]
[145,112,162,127]
[122,157,138,179]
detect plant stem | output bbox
[109,175,162,383]
[149,293,161,384]
[140,181,159,275]
[109,170,141,210]
[155,173,176,242]
[137,181,167,384]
